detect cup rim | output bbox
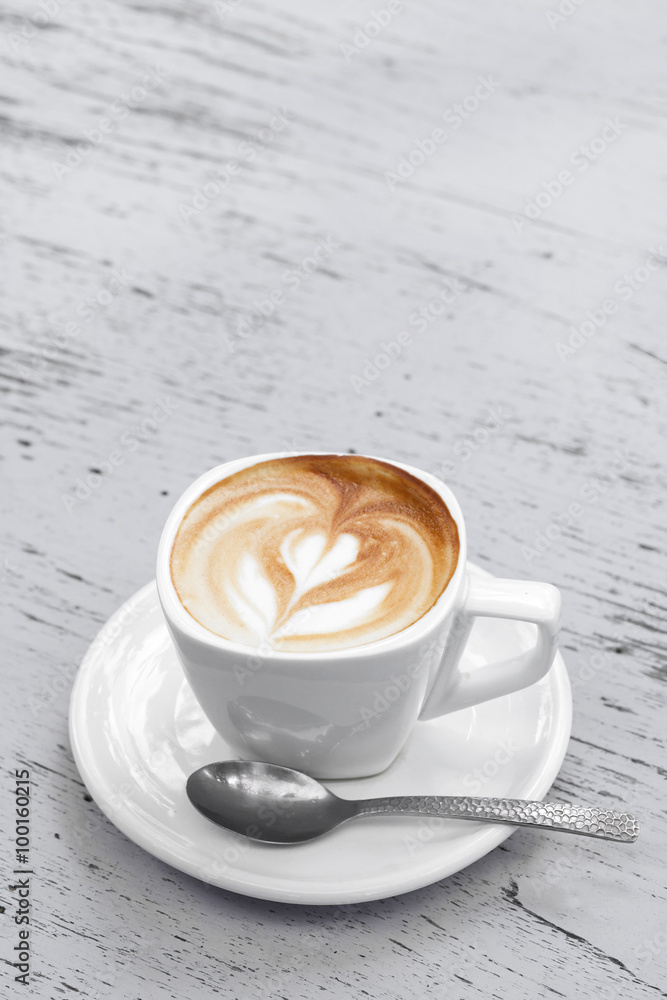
[156,451,468,661]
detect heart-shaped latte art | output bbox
[170,455,459,652]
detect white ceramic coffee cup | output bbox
[156,452,561,778]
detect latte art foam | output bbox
[170,455,459,651]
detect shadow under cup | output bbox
[156,452,469,779]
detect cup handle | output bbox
[419,574,561,720]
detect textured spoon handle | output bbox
[355,796,639,843]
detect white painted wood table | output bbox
[2,0,666,996]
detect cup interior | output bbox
[156,452,468,661]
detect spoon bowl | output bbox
[186,760,357,844]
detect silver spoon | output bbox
[186,760,639,845]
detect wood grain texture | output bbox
[1,0,666,996]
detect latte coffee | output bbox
[170,454,459,652]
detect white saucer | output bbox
[69,563,572,905]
